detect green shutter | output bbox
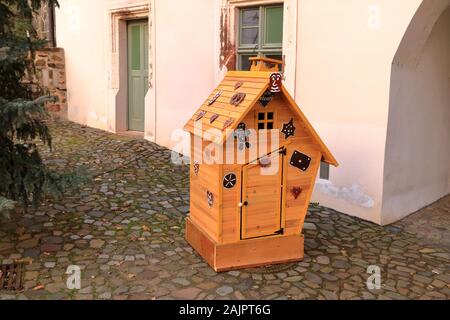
[264,6,283,46]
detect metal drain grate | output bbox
[245,262,298,274]
[0,263,24,291]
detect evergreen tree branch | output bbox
[0,0,84,215]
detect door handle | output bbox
[238,201,248,207]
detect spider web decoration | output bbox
[281,118,296,139]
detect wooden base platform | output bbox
[185,218,304,272]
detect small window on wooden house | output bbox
[320,162,330,180]
[257,112,275,130]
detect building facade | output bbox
[54,0,450,225]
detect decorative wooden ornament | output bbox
[208,90,222,105]
[195,110,207,121]
[290,151,312,172]
[291,187,302,199]
[259,90,273,107]
[258,156,272,168]
[234,81,244,90]
[223,118,234,130]
[270,73,282,93]
[234,122,251,150]
[281,118,296,139]
[206,190,214,208]
[223,173,237,189]
[193,161,200,176]
[230,93,246,106]
[210,113,219,124]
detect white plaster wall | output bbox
[382,6,450,224]
[294,0,424,224]
[55,0,215,148]
[55,0,109,130]
[151,0,216,150]
[56,0,151,133]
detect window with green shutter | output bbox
[237,5,284,70]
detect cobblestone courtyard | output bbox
[0,121,449,300]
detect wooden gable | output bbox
[183,71,338,167]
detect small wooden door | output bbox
[128,20,148,132]
[241,149,286,239]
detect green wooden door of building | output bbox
[128,20,148,132]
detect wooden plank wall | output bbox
[189,135,222,242]
[221,163,242,243]
[220,94,322,244]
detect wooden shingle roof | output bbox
[183,70,338,166]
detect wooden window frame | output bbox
[237,4,284,70]
[256,110,277,130]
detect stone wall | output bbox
[33,48,67,119]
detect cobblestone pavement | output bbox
[396,195,450,248]
[0,121,449,300]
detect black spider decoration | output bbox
[281,118,296,139]
[233,123,251,150]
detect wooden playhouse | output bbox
[183,57,338,272]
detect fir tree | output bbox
[0,0,83,217]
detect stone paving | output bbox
[396,195,450,248]
[0,121,449,300]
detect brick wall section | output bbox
[33,48,67,119]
